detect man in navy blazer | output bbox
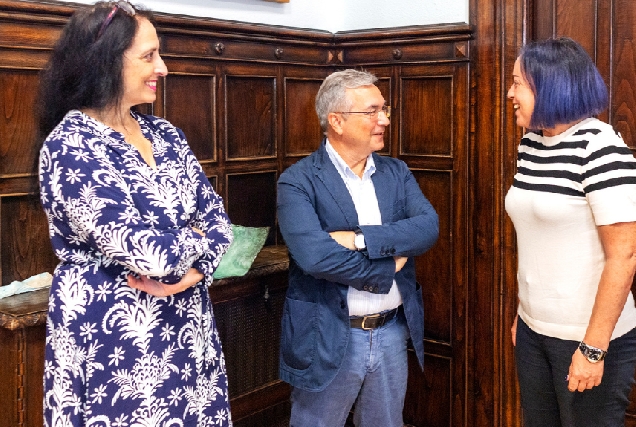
[277,69,439,427]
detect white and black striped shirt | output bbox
[506,117,636,341]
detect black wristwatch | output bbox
[578,341,607,363]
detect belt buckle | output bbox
[361,313,381,330]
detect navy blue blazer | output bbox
[277,141,439,392]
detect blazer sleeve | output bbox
[361,161,439,260]
[277,167,396,294]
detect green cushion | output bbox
[212,225,269,279]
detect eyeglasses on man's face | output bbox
[336,105,391,119]
[97,1,136,39]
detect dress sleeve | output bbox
[583,128,636,226]
[39,122,228,284]
[175,129,233,277]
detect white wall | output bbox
[56,0,468,33]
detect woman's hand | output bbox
[127,268,204,297]
[567,349,604,392]
[511,314,518,346]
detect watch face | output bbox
[579,342,606,363]
[354,233,365,250]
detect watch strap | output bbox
[578,341,607,363]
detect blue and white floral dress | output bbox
[39,110,234,427]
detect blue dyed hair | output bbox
[519,37,608,129]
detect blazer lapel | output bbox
[313,142,359,229]
[370,155,394,224]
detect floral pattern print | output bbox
[39,110,233,427]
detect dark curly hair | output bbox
[38,1,153,136]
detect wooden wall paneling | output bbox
[400,73,454,157]
[0,70,40,178]
[22,325,46,427]
[499,1,527,423]
[213,272,289,422]
[405,353,453,427]
[393,59,469,426]
[612,0,636,147]
[1,195,57,286]
[281,77,322,156]
[226,171,278,245]
[555,0,597,53]
[531,0,612,126]
[0,327,20,427]
[222,64,278,161]
[415,170,453,343]
[281,69,326,158]
[408,167,467,427]
[470,0,527,424]
[163,71,217,163]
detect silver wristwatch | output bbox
[578,341,607,363]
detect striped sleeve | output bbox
[583,126,636,225]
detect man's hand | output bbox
[394,256,407,272]
[329,230,356,250]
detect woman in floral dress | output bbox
[37,2,234,426]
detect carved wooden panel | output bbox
[226,172,277,244]
[1,196,57,286]
[397,59,468,427]
[414,170,452,343]
[612,0,636,147]
[283,78,323,156]
[405,353,452,427]
[164,73,216,162]
[224,73,276,160]
[0,328,20,426]
[343,42,460,65]
[400,74,454,157]
[0,70,40,177]
[214,282,286,397]
[22,326,46,427]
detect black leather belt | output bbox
[350,306,400,330]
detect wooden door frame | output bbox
[469,0,526,425]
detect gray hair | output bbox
[315,69,378,131]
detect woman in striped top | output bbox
[506,37,636,427]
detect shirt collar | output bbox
[325,139,376,179]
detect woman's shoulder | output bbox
[43,110,102,148]
[573,118,622,142]
[134,112,185,141]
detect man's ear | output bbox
[327,112,345,136]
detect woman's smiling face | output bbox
[120,17,168,108]
[507,57,535,129]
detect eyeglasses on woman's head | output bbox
[97,1,136,39]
